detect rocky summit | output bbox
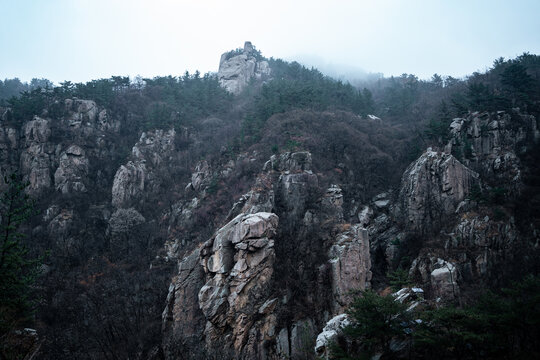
[0,43,539,360]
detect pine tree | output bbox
[0,173,41,337]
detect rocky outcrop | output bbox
[446,111,538,196]
[64,99,98,128]
[396,148,479,233]
[112,129,176,208]
[263,151,312,172]
[315,314,350,359]
[163,211,280,359]
[410,256,458,300]
[111,161,147,208]
[328,225,371,313]
[162,150,376,359]
[162,248,206,358]
[54,145,89,194]
[199,212,279,355]
[20,116,53,195]
[108,208,145,235]
[218,41,271,95]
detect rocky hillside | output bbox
[0,44,539,359]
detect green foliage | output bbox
[331,290,410,359]
[425,100,452,143]
[387,268,412,291]
[0,174,42,338]
[206,176,219,195]
[467,184,484,203]
[414,275,540,359]
[241,59,373,143]
[335,276,540,359]
[381,74,419,116]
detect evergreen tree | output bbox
[0,173,41,338]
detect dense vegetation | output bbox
[331,276,540,359]
[0,174,44,358]
[0,51,539,359]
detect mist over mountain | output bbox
[0,38,539,360]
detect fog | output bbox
[1,0,539,83]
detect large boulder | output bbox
[315,314,350,359]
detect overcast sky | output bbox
[1,0,539,84]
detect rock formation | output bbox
[162,151,374,359]
[111,129,176,208]
[395,148,479,233]
[218,41,271,95]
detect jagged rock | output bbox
[132,129,176,166]
[290,319,316,359]
[164,197,200,258]
[198,212,279,355]
[358,205,373,227]
[322,185,344,221]
[111,161,146,208]
[373,192,391,209]
[218,41,271,95]
[191,160,211,192]
[20,117,53,195]
[446,111,537,196]
[315,314,350,358]
[328,225,372,313]
[96,109,120,132]
[162,248,206,358]
[264,151,312,172]
[276,171,318,226]
[112,129,176,208]
[410,256,459,300]
[65,99,98,127]
[396,148,479,233]
[54,145,89,194]
[0,126,18,154]
[448,212,518,282]
[23,116,50,145]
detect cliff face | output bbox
[218,41,271,95]
[1,45,538,360]
[162,152,372,359]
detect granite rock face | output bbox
[446,111,538,197]
[163,152,374,359]
[396,148,479,233]
[315,314,350,359]
[199,212,279,354]
[328,225,371,313]
[112,129,176,208]
[19,117,54,195]
[54,145,89,194]
[218,41,271,95]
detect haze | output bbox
[1,0,539,84]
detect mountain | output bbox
[0,43,539,359]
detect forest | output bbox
[1,50,540,359]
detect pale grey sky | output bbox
[1,0,539,84]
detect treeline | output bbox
[0,78,53,103]
[332,275,540,359]
[3,72,233,132]
[242,58,375,142]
